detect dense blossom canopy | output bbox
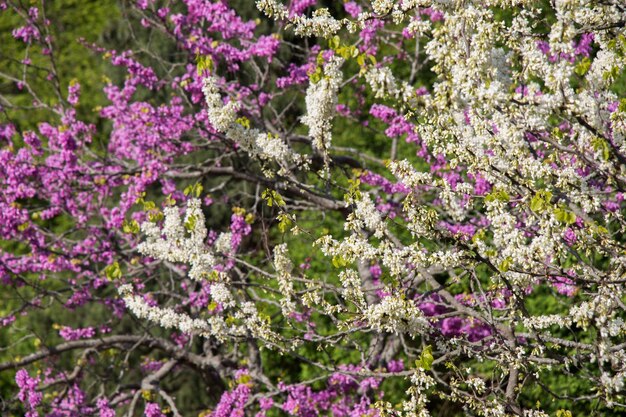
[1,0,626,416]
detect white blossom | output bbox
[365,295,428,336]
[301,56,344,154]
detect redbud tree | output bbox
[1,0,626,416]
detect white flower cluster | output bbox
[364,295,428,336]
[400,367,436,417]
[202,76,239,132]
[568,286,622,330]
[138,198,217,282]
[120,283,277,343]
[315,233,379,265]
[600,371,626,394]
[345,193,386,238]
[365,67,414,102]
[292,8,343,38]
[301,56,344,156]
[256,1,345,38]
[338,269,366,309]
[256,133,294,163]
[203,77,304,173]
[210,282,235,308]
[119,284,214,337]
[123,199,281,344]
[238,301,277,342]
[255,0,288,20]
[521,314,571,331]
[371,0,394,16]
[256,0,429,39]
[388,160,432,189]
[273,243,297,316]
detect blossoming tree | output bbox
[1,0,626,416]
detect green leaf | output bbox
[530,190,552,213]
[344,178,362,202]
[236,373,252,385]
[574,57,591,76]
[529,195,542,212]
[104,262,122,281]
[554,207,576,225]
[184,183,203,198]
[165,194,176,206]
[122,219,140,234]
[415,345,434,370]
[148,211,163,222]
[471,229,486,243]
[332,256,348,268]
[309,67,322,84]
[262,189,286,208]
[498,257,513,273]
[274,192,285,207]
[591,137,610,161]
[485,189,509,203]
[142,200,156,211]
[338,46,350,60]
[262,189,273,207]
[316,51,325,66]
[196,54,214,75]
[185,214,197,231]
[277,213,292,233]
[235,117,251,129]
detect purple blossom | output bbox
[0,123,16,142]
[259,397,274,411]
[369,264,382,279]
[277,62,314,89]
[59,326,96,341]
[16,369,42,416]
[574,33,594,57]
[344,2,362,18]
[210,372,251,417]
[96,399,115,417]
[67,81,81,106]
[1,314,16,326]
[386,359,404,373]
[144,403,166,417]
[370,104,421,148]
[563,228,577,246]
[360,171,409,195]
[550,276,578,297]
[230,214,252,251]
[290,0,316,17]
[12,24,39,43]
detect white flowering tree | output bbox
[117,0,626,415]
[2,0,626,416]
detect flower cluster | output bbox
[301,56,344,157]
